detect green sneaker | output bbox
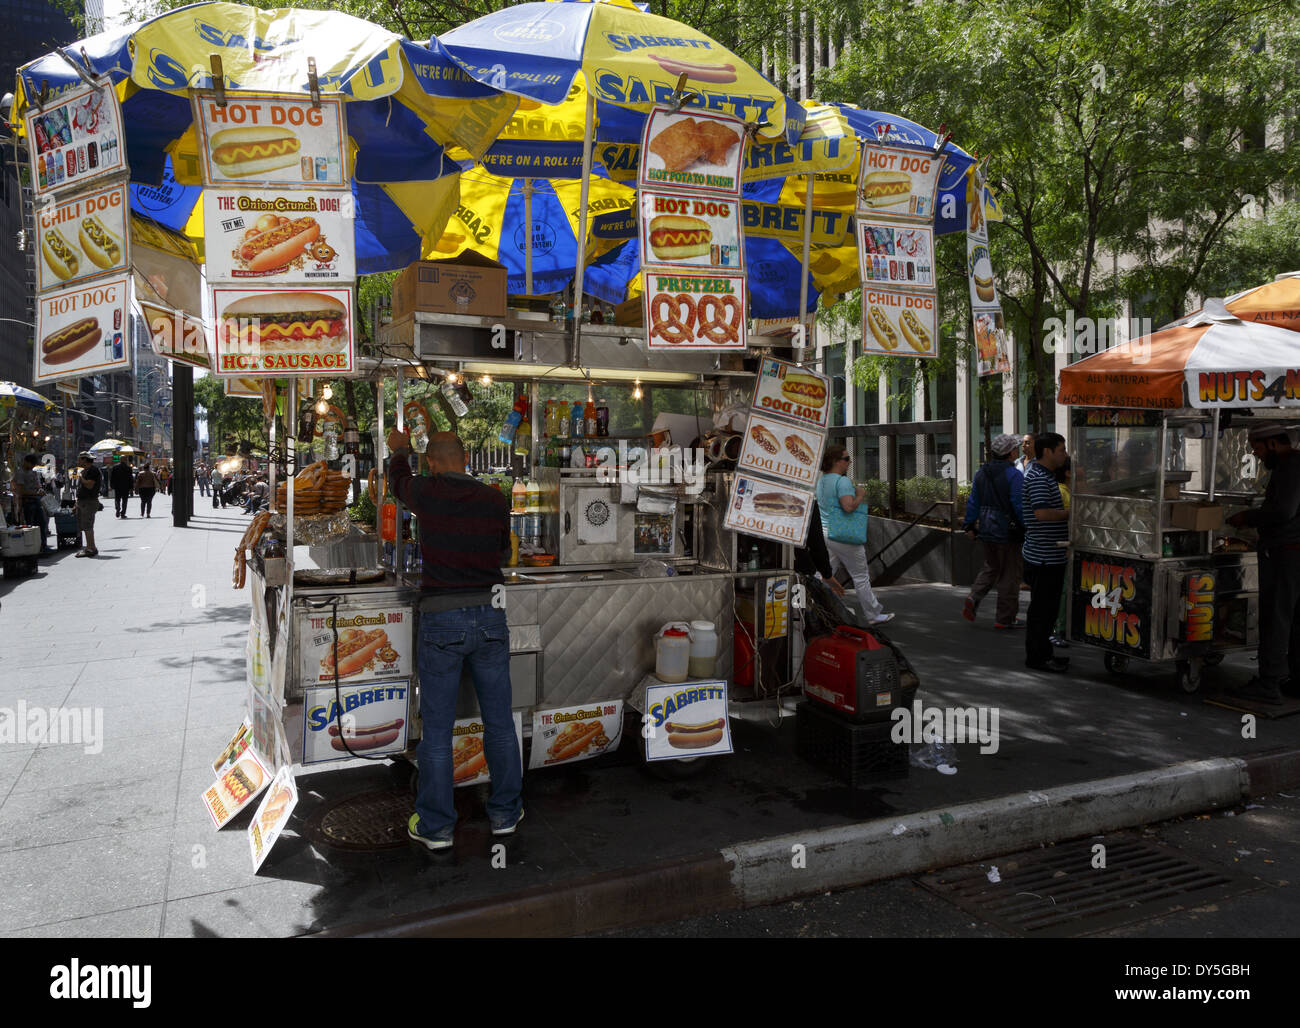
[408,813,453,850]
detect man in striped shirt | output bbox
[1022,433,1071,672]
[388,429,523,850]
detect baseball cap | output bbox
[992,433,1020,457]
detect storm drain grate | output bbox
[916,836,1263,937]
[303,790,416,851]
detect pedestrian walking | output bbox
[1022,433,1071,672]
[962,433,1025,629]
[14,454,53,554]
[816,444,893,625]
[136,462,158,518]
[211,467,223,509]
[196,463,209,497]
[388,429,522,850]
[1050,457,1073,647]
[158,465,171,496]
[1225,424,1300,703]
[74,452,101,557]
[109,457,134,519]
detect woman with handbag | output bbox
[816,445,894,625]
[136,463,158,518]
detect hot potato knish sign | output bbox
[193,93,348,189]
[204,189,355,283]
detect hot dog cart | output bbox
[1057,313,1300,692]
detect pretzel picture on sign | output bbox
[650,293,697,345]
[697,294,743,345]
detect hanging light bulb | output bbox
[632,378,642,400]
[315,396,328,415]
[446,372,460,386]
[321,384,333,401]
[480,374,492,386]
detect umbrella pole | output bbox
[523,178,534,296]
[571,91,596,368]
[796,172,814,363]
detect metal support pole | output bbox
[172,365,193,527]
[571,91,596,368]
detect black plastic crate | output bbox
[795,701,909,786]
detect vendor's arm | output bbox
[386,428,414,505]
[1230,459,1300,530]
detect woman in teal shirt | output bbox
[815,445,893,625]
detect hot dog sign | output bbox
[529,702,625,769]
[639,191,742,271]
[192,92,348,189]
[302,680,409,764]
[297,607,412,686]
[34,273,131,384]
[856,142,943,223]
[751,358,831,430]
[204,189,355,283]
[643,681,732,762]
[36,183,129,294]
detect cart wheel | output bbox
[1176,659,1203,694]
[1104,653,1129,675]
[1202,652,1225,667]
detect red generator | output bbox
[804,626,911,722]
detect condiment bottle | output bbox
[511,478,526,512]
[584,399,598,438]
[570,400,585,439]
[515,409,532,456]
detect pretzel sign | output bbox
[697,294,743,345]
[650,293,696,344]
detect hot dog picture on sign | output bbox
[751,358,832,430]
[302,680,409,765]
[638,107,745,196]
[724,473,815,545]
[639,191,742,271]
[192,93,348,189]
[452,714,524,788]
[205,189,355,283]
[529,702,624,769]
[861,286,939,359]
[212,285,354,377]
[738,413,825,489]
[34,274,131,384]
[644,681,732,762]
[856,143,943,222]
[36,183,129,294]
[643,270,746,350]
[297,607,412,686]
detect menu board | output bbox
[528,702,624,769]
[861,286,939,359]
[35,183,129,294]
[856,222,934,288]
[33,273,131,384]
[212,719,253,777]
[736,412,824,489]
[751,357,831,430]
[639,191,742,271]
[643,680,732,762]
[296,606,413,687]
[966,164,1008,375]
[301,680,410,765]
[210,284,354,378]
[452,713,524,788]
[140,302,210,370]
[201,749,271,829]
[248,766,298,873]
[967,238,999,310]
[225,377,264,398]
[204,188,355,283]
[26,82,127,196]
[856,142,943,221]
[192,92,348,189]
[643,271,747,350]
[724,472,815,544]
[638,108,745,196]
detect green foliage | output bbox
[897,475,952,506]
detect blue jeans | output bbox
[415,605,521,838]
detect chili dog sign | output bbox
[192,92,348,189]
[738,413,825,489]
[643,271,746,350]
[644,681,732,762]
[302,680,409,765]
[861,286,938,359]
[204,189,355,283]
[34,273,131,384]
[296,607,412,686]
[639,191,742,270]
[529,702,624,769]
[36,183,129,294]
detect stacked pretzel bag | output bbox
[273,461,351,515]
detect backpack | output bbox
[975,463,1024,544]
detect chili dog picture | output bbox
[737,413,825,489]
[638,108,744,194]
[34,274,130,384]
[529,703,624,769]
[725,473,815,545]
[201,750,271,829]
[453,714,524,787]
[303,680,409,765]
[644,681,731,762]
[26,81,126,197]
[643,271,747,351]
[297,607,411,686]
[248,765,298,873]
[35,184,129,293]
[193,93,348,189]
[639,191,742,269]
[751,358,832,430]
[856,143,943,222]
[212,285,355,377]
[204,189,354,282]
[861,287,939,359]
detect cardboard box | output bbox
[393,253,507,320]
[614,297,643,327]
[1163,482,1182,500]
[1169,501,1223,531]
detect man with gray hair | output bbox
[1226,423,1300,703]
[962,433,1026,628]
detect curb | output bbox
[314,749,1300,938]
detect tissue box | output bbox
[1169,502,1223,531]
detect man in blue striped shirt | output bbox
[1022,433,1071,672]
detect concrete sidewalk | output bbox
[2,497,1297,938]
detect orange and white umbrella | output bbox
[1058,305,1300,410]
[1165,272,1300,332]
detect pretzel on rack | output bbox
[232,511,272,590]
[650,293,697,345]
[368,468,378,499]
[696,294,743,345]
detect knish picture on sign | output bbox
[638,108,745,195]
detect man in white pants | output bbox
[816,445,894,625]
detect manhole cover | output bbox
[303,790,415,851]
[917,835,1264,937]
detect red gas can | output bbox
[803,626,906,722]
